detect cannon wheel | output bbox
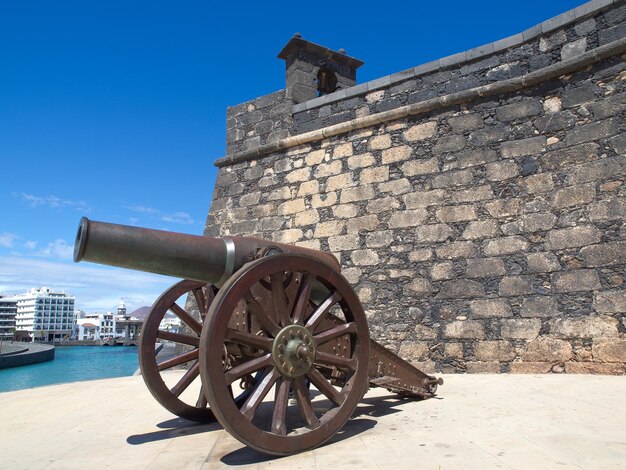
[200,254,370,455]
[139,279,218,422]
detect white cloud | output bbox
[21,193,91,212]
[23,241,38,250]
[0,233,18,248]
[0,256,177,313]
[124,205,194,225]
[36,239,74,260]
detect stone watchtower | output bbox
[277,34,364,104]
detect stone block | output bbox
[403,121,437,141]
[277,198,305,215]
[398,341,429,361]
[561,37,587,61]
[305,149,326,166]
[368,135,392,150]
[485,200,522,218]
[239,192,261,207]
[486,161,519,181]
[313,220,345,238]
[581,241,626,267]
[382,145,412,164]
[437,280,485,299]
[521,296,560,318]
[366,231,394,248]
[298,180,320,196]
[444,342,464,358]
[436,205,477,223]
[588,199,626,222]
[448,113,483,133]
[415,324,438,340]
[466,362,501,373]
[294,209,320,227]
[500,319,541,340]
[417,224,455,243]
[340,185,375,204]
[342,267,362,284]
[552,183,596,209]
[561,82,598,108]
[565,362,626,375]
[401,158,439,176]
[521,337,572,362]
[520,173,554,194]
[443,320,485,339]
[268,187,292,201]
[594,290,626,314]
[378,178,412,195]
[593,339,626,363]
[526,252,561,273]
[517,213,557,233]
[474,341,516,361]
[432,170,473,189]
[542,143,599,170]
[495,99,542,121]
[470,299,511,318]
[435,241,479,260]
[311,192,338,208]
[534,111,577,133]
[388,209,428,228]
[328,234,360,252]
[360,166,389,185]
[543,96,561,113]
[405,277,434,294]
[550,317,619,339]
[462,220,499,240]
[466,258,506,278]
[431,261,455,281]
[565,117,621,146]
[347,153,375,169]
[500,136,546,158]
[553,270,601,292]
[285,167,311,183]
[453,149,498,169]
[326,173,356,192]
[484,236,529,256]
[452,185,494,203]
[433,135,466,154]
[367,196,400,214]
[314,160,343,178]
[409,249,433,262]
[510,362,553,373]
[273,229,303,244]
[499,276,533,296]
[351,249,380,266]
[347,215,380,233]
[546,225,601,250]
[404,189,447,209]
[468,124,510,146]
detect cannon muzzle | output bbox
[74,217,339,285]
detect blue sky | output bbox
[0,0,587,312]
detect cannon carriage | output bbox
[74,217,442,455]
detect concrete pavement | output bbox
[1,372,625,469]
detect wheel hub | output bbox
[272,325,315,378]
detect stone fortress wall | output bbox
[207,0,626,374]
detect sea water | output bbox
[0,346,139,393]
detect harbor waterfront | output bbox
[0,345,139,393]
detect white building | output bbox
[0,295,17,340]
[14,287,75,342]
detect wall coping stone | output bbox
[291,0,619,114]
[215,35,626,168]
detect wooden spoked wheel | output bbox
[199,254,370,455]
[139,279,218,422]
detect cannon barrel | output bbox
[73,217,340,285]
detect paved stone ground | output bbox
[1,372,625,469]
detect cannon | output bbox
[74,217,443,455]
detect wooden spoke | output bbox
[196,389,207,408]
[314,322,357,345]
[240,368,280,421]
[244,293,280,337]
[225,329,273,351]
[293,376,320,429]
[157,348,199,371]
[169,303,202,336]
[315,351,358,371]
[272,377,291,436]
[305,291,342,331]
[271,272,290,327]
[307,367,345,406]
[192,287,208,317]
[157,330,200,347]
[225,354,273,386]
[170,362,200,397]
[291,273,314,325]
